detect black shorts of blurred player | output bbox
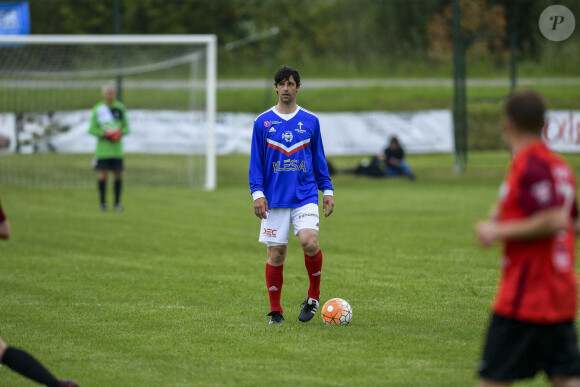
[478,314,580,386]
[93,157,124,172]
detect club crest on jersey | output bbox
[264,121,271,127]
[283,131,293,143]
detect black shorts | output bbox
[93,158,124,172]
[478,314,580,382]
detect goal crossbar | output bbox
[0,34,216,45]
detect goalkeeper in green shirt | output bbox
[89,83,130,211]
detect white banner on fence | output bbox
[318,110,454,155]
[544,110,580,153]
[11,109,455,156]
[0,113,16,154]
[5,109,579,155]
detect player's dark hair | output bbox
[505,91,545,135]
[274,66,300,87]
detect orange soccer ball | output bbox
[321,298,352,325]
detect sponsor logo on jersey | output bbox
[283,131,293,143]
[295,129,306,133]
[111,108,123,120]
[531,179,552,204]
[263,228,277,237]
[269,127,276,133]
[267,138,310,156]
[264,121,271,127]
[273,159,307,173]
[553,166,571,180]
[272,121,282,124]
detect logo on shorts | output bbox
[298,213,318,219]
[263,228,277,237]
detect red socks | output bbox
[305,249,323,300]
[265,263,284,314]
[266,250,323,314]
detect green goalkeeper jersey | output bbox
[88,100,130,159]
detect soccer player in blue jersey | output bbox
[249,66,335,325]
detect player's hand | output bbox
[104,130,114,140]
[109,131,122,142]
[254,197,269,219]
[475,220,499,247]
[323,195,334,217]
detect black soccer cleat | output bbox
[298,297,319,322]
[268,311,284,325]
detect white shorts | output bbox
[258,203,319,245]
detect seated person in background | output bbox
[379,136,415,180]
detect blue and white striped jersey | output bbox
[249,106,334,208]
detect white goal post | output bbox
[0,34,217,190]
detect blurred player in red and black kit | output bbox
[249,66,334,325]
[0,200,78,387]
[476,91,580,387]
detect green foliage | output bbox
[2,152,579,386]
[23,0,580,79]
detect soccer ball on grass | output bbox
[321,298,352,325]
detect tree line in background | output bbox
[22,0,580,77]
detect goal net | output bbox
[0,35,217,190]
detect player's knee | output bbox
[267,247,286,266]
[302,240,319,257]
[0,338,7,361]
[267,254,285,266]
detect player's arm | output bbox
[249,121,268,219]
[0,203,9,239]
[0,219,10,240]
[476,207,566,247]
[88,107,106,138]
[120,104,130,135]
[310,120,334,217]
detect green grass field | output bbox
[1,152,579,386]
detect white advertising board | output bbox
[21,109,454,156]
[0,113,16,153]
[543,110,580,153]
